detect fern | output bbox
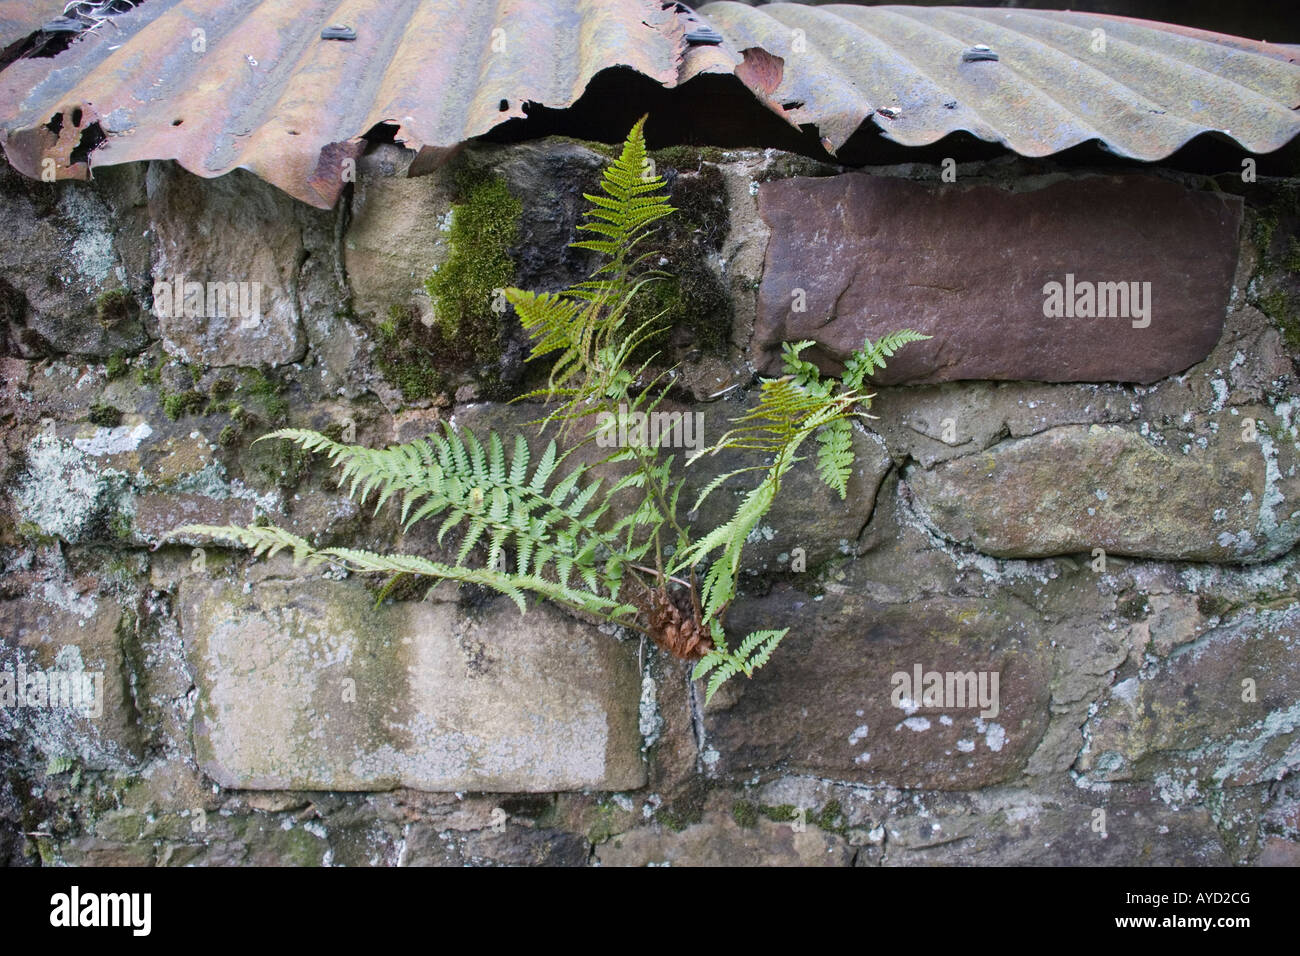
[692,629,790,704]
[166,118,929,709]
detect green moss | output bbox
[1257,288,1300,349]
[758,803,799,825]
[1196,593,1235,619]
[656,778,710,833]
[162,389,205,421]
[373,306,446,402]
[650,144,727,169]
[108,511,132,542]
[136,356,162,388]
[94,288,133,328]
[218,425,239,447]
[1117,593,1151,621]
[809,799,847,836]
[87,403,122,428]
[245,434,312,490]
[625,164,732,357]
[240,369,289,423]
[16,520,56,545]
[586,802,622,845]
[731,800,759,829]
[422,172,521,362]
[104,352,129,381]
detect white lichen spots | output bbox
[701,747,721,768]
[73,422,152,457]
[984,722,1007,752]
[14,435,130,542]
[1111,677,1139,706]
[848,724,868,744]
[1210,379,1229,413]
[638,674,662,748]
[956,739,975,753]
[901,716,931,732]
[42,580,98,619]
[58,187,119,287]
[939,714,953,726]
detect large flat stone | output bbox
[178,570,645,792]
[701,583,1053,790]
[907,419,1300,562]
[0,576,143,770]
[147,163,309,367]
[754,173,1241,384]
[1077,604,1300,789]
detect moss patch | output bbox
[626,163,732,358]
[162,390,205,421]
[94,288,134,328]
[104,352,129,381]
[732,800,759,829]
[87,403,122,428]
[423,172,521,361]
[373,305,447,403]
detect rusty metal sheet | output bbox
[696,2,1300,159]
[0,1,70,51]
[0,0,690,207]
[0,1,1298,208]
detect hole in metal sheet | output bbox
[172,118,183,126]
[45,113,64,136]
[499,99,509,112]
[69,121,105,166]
[71,108,83,127]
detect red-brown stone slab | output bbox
[754,173,1243,384]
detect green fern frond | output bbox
[170,523,323,567]
[841,329,931,391]
[247,425,630,594]
[815,417,854,499]
[691,628,790,704]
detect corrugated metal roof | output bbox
[694,2,1300,158]
[0,0,690,207]
[0,1,1296,207]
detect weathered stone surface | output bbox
[0,165,151,359]
[0,577,142,770]
[701,583,1053,789]
[147,163,309,367]
[344,146,455,324]
[402,822,589,867]
[684,410,892,569]
[595,812,853,866]
[907,420,1300,563]
[178,569,645,792]
[1077,605,1300,789]
[754,173,1241,384]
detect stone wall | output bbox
[1,137,1298,866]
